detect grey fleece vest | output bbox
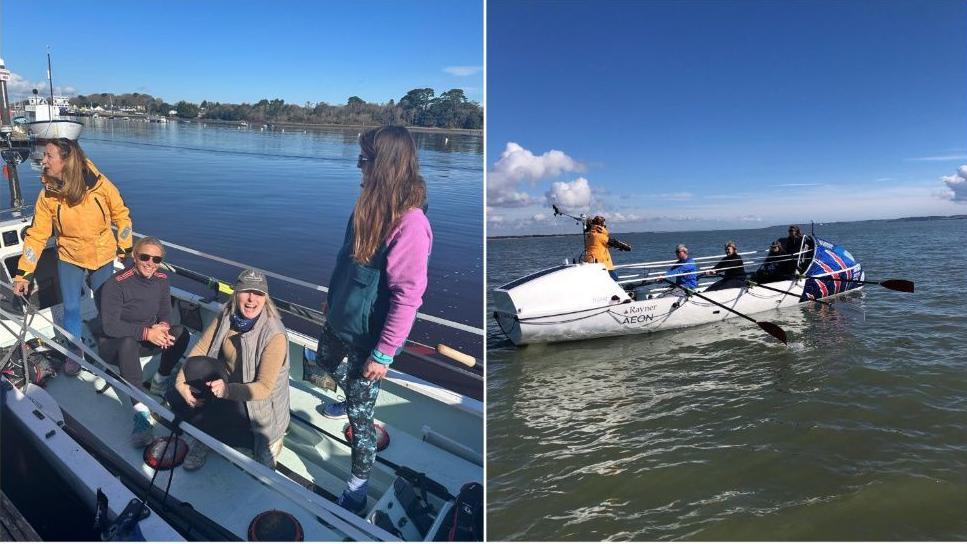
[207,309,290,460]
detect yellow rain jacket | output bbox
[16,160,133,281]
[583,224,614,270]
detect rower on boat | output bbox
[306,126,432,516]
[780,224,812,256]
[751,240,795,283]
[663,243,698,295]
[166,269,291,471]
[94,236,190,448]
[703,240,747,292]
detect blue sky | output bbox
[487,0,967,235]
[0,0,482,106]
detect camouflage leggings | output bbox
[315,325,382,480]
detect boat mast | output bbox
[46,48,54,122]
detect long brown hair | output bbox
[43,138,90,206]
[352,126,426,264]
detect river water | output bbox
[16,119,483,387]
[486,218,967,540]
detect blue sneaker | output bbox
[320,400,347,419]
[337,484,368,516]
[130,411,155,448]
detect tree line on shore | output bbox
[69,88,482,129]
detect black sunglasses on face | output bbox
[357,154,371,168]
[137,254,163,264]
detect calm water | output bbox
[17,119,483,359]
[487,218,967,540]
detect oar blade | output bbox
[880,279,914,293]
[756,321,788,344]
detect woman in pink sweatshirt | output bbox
[310,125,432,515]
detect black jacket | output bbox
[711,253,747,280]
[97,267,171,339]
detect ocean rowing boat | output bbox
[493,235,880,346]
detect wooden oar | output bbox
[662,278,787,344]
[802,275,914,293]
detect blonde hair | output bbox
[352,126,426,264]
[43,139,90,206]
[133,236,165,257]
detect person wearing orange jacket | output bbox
[583,215,632,280]
[13,138,133,376]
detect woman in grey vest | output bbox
[166,269,290,470]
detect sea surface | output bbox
[17,119,483,375]
[486,218,967,541]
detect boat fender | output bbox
[344,421,390,451]
[247,510,304,541]
[143,436,189,470]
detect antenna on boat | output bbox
[46,47,54,124]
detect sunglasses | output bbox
[137,254,163,264]
[357,154,371,169]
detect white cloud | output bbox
[532,213,547,221]
[6,71,76,97]
[909,154,967,161]
[940,164,967,202]
[488,142,584,208]
[487,214,504,224]
[443,66,482,76]
[545,177,592,211]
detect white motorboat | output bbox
[493,236,881,346]
[25,95,83,140]
[0,209,484,540]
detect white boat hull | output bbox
[28,119,83,140]
[494,237,864,345]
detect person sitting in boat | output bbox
[166,269,290,471]
[664,244,698,293]
[780,225,812,256]
[306,125,432,515]
[12,138,133,376]
[583,216,616,279]
[95,237,190,447]
[704,240,747,292]
[751,240,796,283]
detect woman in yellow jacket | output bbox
[584,216,617,279]
[13,138,133,376]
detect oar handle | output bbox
[437,344,476,367]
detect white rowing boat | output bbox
[0,211,483,540]
[493,236,869,345]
